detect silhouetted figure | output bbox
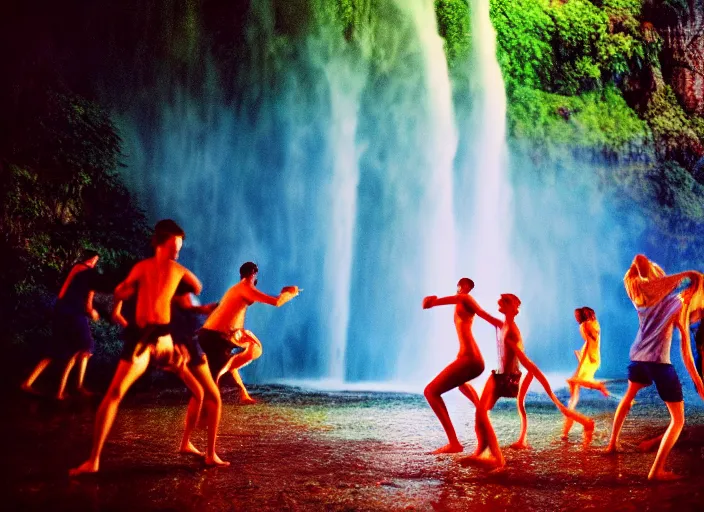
[21,250,101,399]
[199,262,299,404]
[421,278,500,454]
[605,254,704,481]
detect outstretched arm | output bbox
[173,292,218,315]
[245,285,299,307]
[422,295,460,308]
[465,295,503,328]
[505,334,576,418]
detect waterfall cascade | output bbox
[108,0,642,386]
[458,0,517,371]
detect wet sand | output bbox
[4,380,704,511]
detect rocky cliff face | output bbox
[659,0,704,115]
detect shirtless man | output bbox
[421,277,502,454]
[198,262,299,403]
[459,294,595,470]
[70,220,228,476]
[605,254,704,481]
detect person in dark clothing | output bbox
[21,250,101,399]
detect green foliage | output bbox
[507,85,650,153]
[435,0,471,65]
[644,86,704,167]
[641,161,704,239]
[491,0,554,91]
[0,88,150,348]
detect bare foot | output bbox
[604,443,621,455]
[204,453,230,467]
[508,440,531,450]
[637,437,661,453]
[429,443,463,455]
[239,397,257,405]
[69,460,99,477]
[582,420,595,449]
[457,454,503,470]
[77,387,96,397]
[21,383,41,396]
[648,470,683,482]
[56,392,68,401]
[179,441,204,456]
[598,383,610,398]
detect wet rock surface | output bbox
[4,381,704,511]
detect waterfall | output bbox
[458,0,517,370]
[392,0,459,381]
[322,58,366,381]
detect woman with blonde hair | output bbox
[605,254,704,480]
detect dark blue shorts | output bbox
[198,329,246,378]
[627,361,683,402]
[175,336,207,368]
[51,303,94,358]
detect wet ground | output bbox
[5,379,704,511]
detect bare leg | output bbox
[21,358,52,392]
[511,372,534,449]
[562,383,580,440]
[222,343,261,404]
[57,353,79,400]
[527,368,595,447]
[648,401,685,481]
[190,363,229,466]
[69,352,150,476]
[76,352,95,396]
[178,365,205,456]
[458,382,479,406]
[568,378,609,397]
[424,358,481,454]
[605,381,645,454]
[459,377,503,469]
[638,433,665,453]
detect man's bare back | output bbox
[203,281,254,334]
[116,257,200,327]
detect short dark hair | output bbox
[240,261,259,279]
[80,249,100,262]
[458,277,474,291]
[501,293,521,311]
[152,219,185,248]
[576,306,595,323]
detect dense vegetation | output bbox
[0,4,150,361]
[433,0,704,256]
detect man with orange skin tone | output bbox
[198,262,299,404]
[605,254,704,481]
[112,291,221,458]
[22,250,101,400]
[421,277,502,454]
[69,220,229,476]
[459,294,595,470]
[562,307,608,440]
